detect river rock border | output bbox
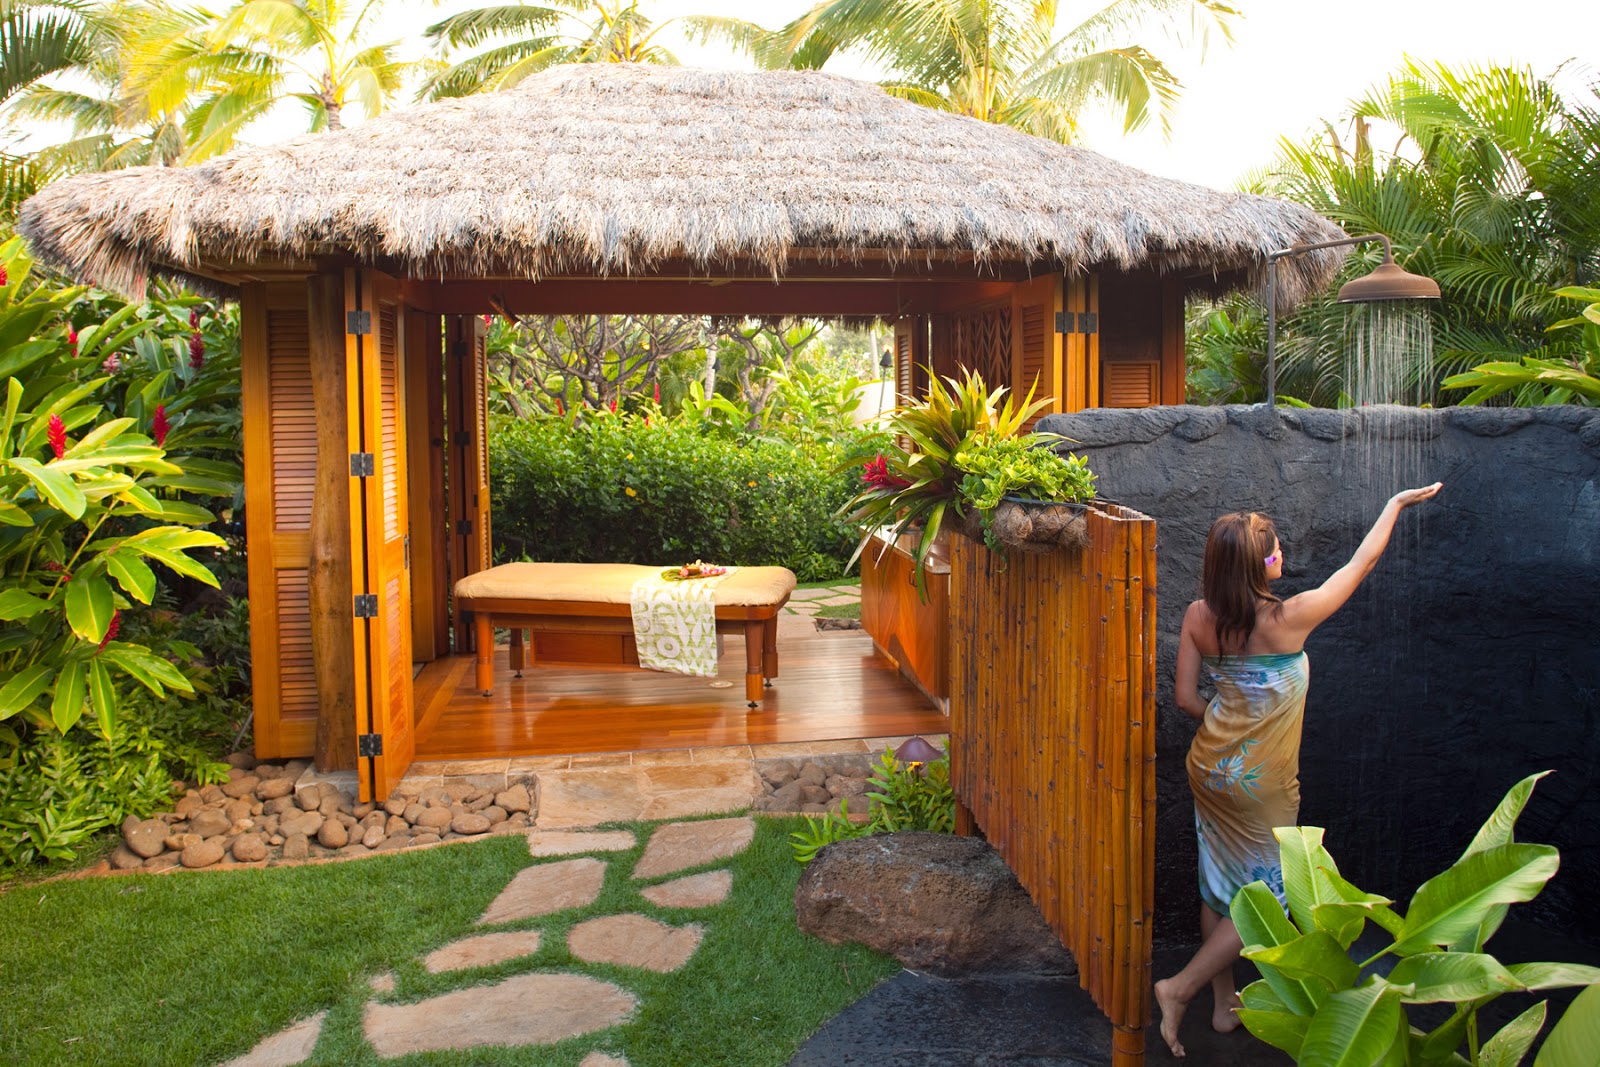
[750,753,880,816]
[112,753,536,872]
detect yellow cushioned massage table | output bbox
[452,562,797,707]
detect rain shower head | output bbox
[1337,254,1441,303]
[1266,232,1442,406]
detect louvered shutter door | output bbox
[242,283,320,757]
[1012,274,1064,429]
[347,272,415,801]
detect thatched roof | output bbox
[19,64,1346,303]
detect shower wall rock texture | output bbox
[1035,404,1600,947]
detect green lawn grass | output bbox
[814,601,862,620]
[0,815,897,1067]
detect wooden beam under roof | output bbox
[404,278,922,317]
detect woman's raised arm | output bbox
[1283,482,1443,635]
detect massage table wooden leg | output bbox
[475,613,493,696]
[762,616,778,685]
[510,628,524,677]
[744,619,763,707]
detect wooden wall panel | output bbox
[242,282,321,759]
[859,534,949,706]
[949,506,1157,1066]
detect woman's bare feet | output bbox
[1154,978,1188,1057]
[1212,991,1243,1033]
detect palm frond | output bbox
[424,4,568,50]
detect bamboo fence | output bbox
[949,503,1157,1067]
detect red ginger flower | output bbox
[152,404,170,447]
[189,308,200,329]
[68,328,78,357]
[653,381,661,404]
[0,264,8,287]
[188,331,205,370]
[555,398,564,416]
[47,414,66,459]
[98,610,120,652]
[861,454,909,491]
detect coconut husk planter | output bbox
[955,498,1092,554]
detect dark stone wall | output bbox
[1034,404,1600,948]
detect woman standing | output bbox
[1154,483,1443,1058]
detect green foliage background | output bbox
[490,410,883,582]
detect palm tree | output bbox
[7,1,211,172]
[1229,61,1600,407]
[714,0,1239,144]
[421,0,704,99]
[1,0,97,220]
[163,0,411,159]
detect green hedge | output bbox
[490,415,874,581]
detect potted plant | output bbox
[840,369,1096,593]
[955,434,1097,554]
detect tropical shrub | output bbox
[789,747,955,864]
[490,407,883,581]
[0,238,241,874]
[1444,286,1600,406]
[1230,772,1600,1065]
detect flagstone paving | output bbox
[533,763,764,829]
[525,829,636,857]
[639,869,732,908]
[477,856,606,925]
[216,815,757,1064]
[781,582,859,615]
[218,1012,325,1067]
[424,930,543,973]
[568,914,704,972]
[633,816,755,879]
[362,973,637,1057]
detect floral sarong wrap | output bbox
[1187,652,1309,914]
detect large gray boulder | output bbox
[794,832,1075,977]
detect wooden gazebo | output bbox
[18,64,1344,802]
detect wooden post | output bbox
[307,272,356,771]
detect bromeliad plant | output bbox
[1230,772,1600,1066]
[839,368,1093,593]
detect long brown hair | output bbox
[1203,512,1282,652]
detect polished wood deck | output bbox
[412,626,948,760]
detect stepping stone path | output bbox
[213,816,756,1065]
[640,869,733,908]
[218,1012,325,1067]
[424,930,542,973]
[569,914,704,972]
[363,973,637,1057]
[634,815,755,878]
[478,856,606,925]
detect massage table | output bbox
[452,562,797,707]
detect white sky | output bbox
[638,0,1598,188]
[13,1,1598,190]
